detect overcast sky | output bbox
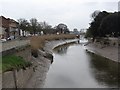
[0,0,119,31]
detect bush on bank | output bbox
[30,34,76,58]
[30,34,76,50]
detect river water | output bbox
[44,43,119,88]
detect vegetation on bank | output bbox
[2,55,32,72]
[0,59,2,73]
[30,34,76,57]
[85,11,120,41]
[30,34,76,50]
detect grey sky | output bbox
[0,0,119,31]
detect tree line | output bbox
[85,10,119,41]
[18,18,70,36]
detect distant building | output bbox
[0,16,19,40]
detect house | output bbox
[0,16,9,39]
[0,16,19,40]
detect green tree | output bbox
[99,12,119,37]
[86,11,109,40]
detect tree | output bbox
[30,18,38,35]
[57,23,69,34]
[40,21,53,34]
[36,22,42,35]
[91,10,101,20]
[99,12,120,37]
[86,11,109,40]
[18,18,29,36]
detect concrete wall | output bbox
[2,45,34,88]
[2,67,33,88]
[2,43,53,88]
[2,71,16,88]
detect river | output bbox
[44,43,119,88]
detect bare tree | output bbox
[18,18,29,36]
[40,21,52,34]
[30,18,38,35]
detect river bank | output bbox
[25,39,78,88]
[85,42,119,63]
[2,34,77,88]
[2,36,119,88]
[44,40,119,88]
[26,38,119,88]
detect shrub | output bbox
[31,49,38,58]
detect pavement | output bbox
[0,39,30,52]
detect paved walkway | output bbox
[0,39,30,52]
[85,43,119,62]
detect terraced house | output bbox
[0,16,19,40]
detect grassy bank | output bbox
[2,55,32,72]
[30,34,76,50]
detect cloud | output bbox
[1,0,118,30]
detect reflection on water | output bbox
[87,52,120,87]
[45,44,119,88]
[54,46,69,55]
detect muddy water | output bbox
[44,44,119,88]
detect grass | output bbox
[2,55,32,72]
[30,34,76,50]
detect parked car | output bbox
[7,36,14,40]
